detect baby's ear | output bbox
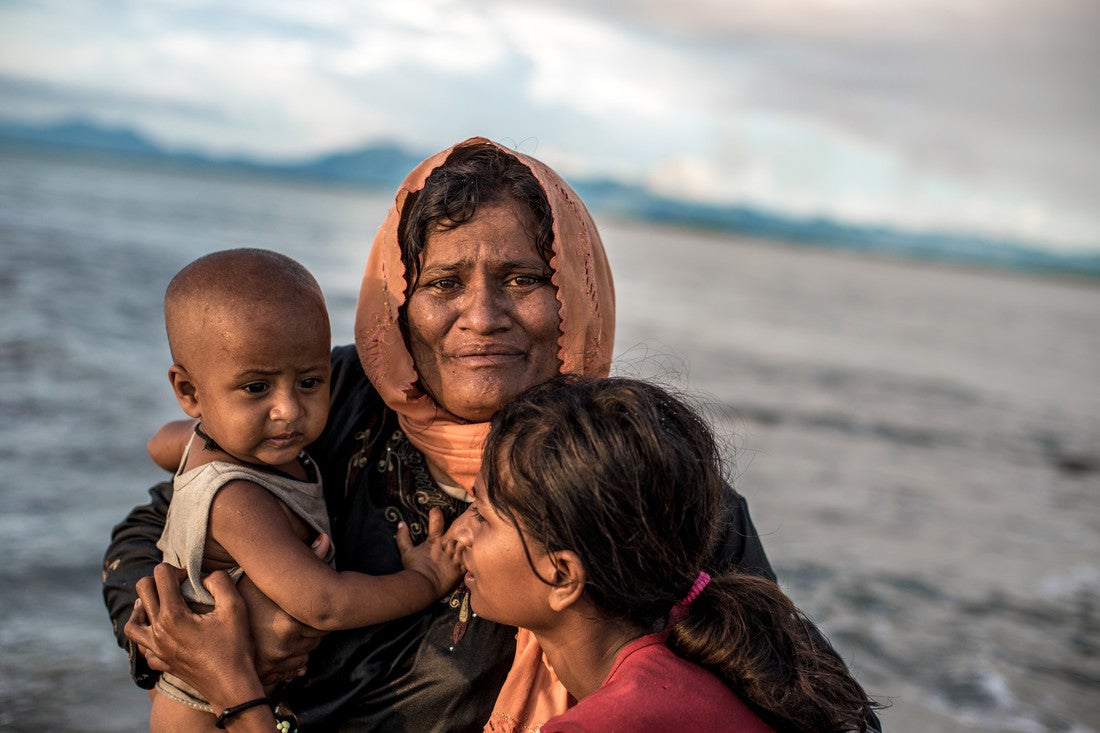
[168,365,202,418]
[547,550,587,613]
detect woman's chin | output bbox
[437,377,555,424]
[436,399,501,425]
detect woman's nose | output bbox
[458,282,510,333]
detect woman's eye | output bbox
[509,274,547,287]
[429,278,460,292]
[242,382,268,395]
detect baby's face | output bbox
[188,305,330,469]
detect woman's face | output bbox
[405,200,562,423]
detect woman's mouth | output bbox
[449,345,525,368]
[457,355,524,368]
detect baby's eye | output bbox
[243,382,269,395]
[299,377,323,390]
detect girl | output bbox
[455,375,878,732]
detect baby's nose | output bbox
[270,391,304,423]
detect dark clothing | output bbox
[103,345,874,732]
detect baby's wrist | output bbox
[406,567,444,598]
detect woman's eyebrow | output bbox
[418,259,471,273]
[420,257,546,274]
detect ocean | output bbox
[1,146,1097,732]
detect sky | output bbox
[1,0,1098,252]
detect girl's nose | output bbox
[451,507,476,547]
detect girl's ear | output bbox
[168,365,202,418]
[547,550,587,613]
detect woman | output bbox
[126,376,878,732]
[106,138,864,731]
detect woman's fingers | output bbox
[126,563,185,670]
[151,562,189,619]
[202,570,246,620]
[124,603,155,657]
[236,575,321,685]
[311,532,332,560]
[130,596,148,626]
[133,572,161,620]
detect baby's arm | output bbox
[147,419,197,472]
[209,480,462,632]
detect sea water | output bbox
[1,147,1097,732]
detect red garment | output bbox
[539,633,774,733]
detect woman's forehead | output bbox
[419,202,546,268]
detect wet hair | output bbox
[397,141,555,296]
[164,248,328,365]
[484,375,878,732]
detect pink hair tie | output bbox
[668,571,711,625]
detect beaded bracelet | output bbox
[214,695,275,729]
[272,701,300,733]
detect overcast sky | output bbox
[2,0,1097,251]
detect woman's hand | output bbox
[125,564,268,715]
[396,507,464,596]
[238,572,328,685]
[127,534,331,687]
[240,531,331,685]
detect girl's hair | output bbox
[397,140,555,296]
[484,374,877,732]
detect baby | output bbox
[148,248,461,732]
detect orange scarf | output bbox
[353,137,615,731]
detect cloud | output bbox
[552,0,1100,213]
[0,0,1097,248]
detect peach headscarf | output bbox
[354,138,615,730]
[354,137,615,494]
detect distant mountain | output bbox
[287,147,425,187]
[0,119,163,156]
[3,118,1097,277]
[572,179,1100,277]
[0,118,423,190]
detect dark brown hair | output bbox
[396,141,554,296]
[484,375,877,732]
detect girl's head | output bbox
[469,374,725,632]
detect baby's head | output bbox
[165,248,331,468]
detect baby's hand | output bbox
[395,507,463,597]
